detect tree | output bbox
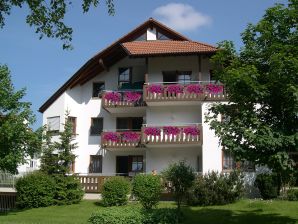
[40,112,77,175]
[207,1,297,185]
[0,0,115,49]
[162,161,195,212]
[0,64,40,173]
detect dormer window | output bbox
[157,31,170,40]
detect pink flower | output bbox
[144,127,161,136]
[124,92,142,103]
[186,84,204,94]
[205,84,223,94]
[163,126,180,135]
[103,132,119,142]
[104,92,121,103]
[166,84,183,94]
[147,84,163,94]
[122,131,140,142]
[183,126,200,136]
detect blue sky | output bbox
[0,0,286,129]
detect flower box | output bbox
[186,84,204,94]
[124,92,142,103]
[121,131,140,142]
[144,127,161,136]
[147,84,163,94]
[205,84,223,94]
[104,92,121,103]
[183,126,200,136]
[166,84,183,94]
[163,126,180,135]
[103,132,119,142]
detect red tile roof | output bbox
[122,40,217,56]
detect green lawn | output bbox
[0,199,297,224]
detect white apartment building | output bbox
[37,18,239,177]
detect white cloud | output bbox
[153,3,212,31]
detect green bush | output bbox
[89,207,143,224]
[132,174,162,210]
[16,171,55,208]
[254,173,279,199]
[187,171,244,206]
[162,161,195,211]
[287,189,298,201]
[88,207,178,224]
[53,174,84,205]
[102,176,131,206]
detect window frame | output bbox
[177,71,192,84]
[90,117,104,136]
[92,82,105,98]
[118,67,132,88]
[68,116,77,135]
[47,116,60,134]
[130,155,143,172]
[89,155,102,173]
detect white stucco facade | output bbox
[32,22,231,177]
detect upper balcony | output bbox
[143,81,227,106]
[102,90,146,116]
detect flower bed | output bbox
[183,126,200,136]
[166,84,183,94]
[186,84,204,94]
[147,84,163,94]
[104,92,121,103]
[206,84,224,94]
[163,126,180,135]
[121,132,140,142]
[103,132,119,142]
[144,127,161,136]
[124,92,142,103]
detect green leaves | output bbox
[207,1,298,176]
[0,64,38,173]
[0,0,115,50]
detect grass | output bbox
[0,199,297,224]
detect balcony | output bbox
[101,124,203,149]
[143,82,227,106]
[102,90,146,116]
[141,124,202,147]
[101,130,143,151]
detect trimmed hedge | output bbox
[88,207,179,224]
[16,171,56,208]
[187,171,244,206]
[254,173,279,199]
[102,176,131,206]
[132,174,162,210]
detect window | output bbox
[177,71,192,84]
[134,33,146,41]
[157,31,170,40]
[90,118,103,135]
[68,116,77,135]
[47,116,60,133]
[118,68,132,89]
[163,71,192,83]
[92,82,105,98]
[116,117,143,130]
[131,156,143,172]
[89,155,102,173]
[222,150,236,170]
[210,70,216,82]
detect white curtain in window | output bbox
[47,116,60,131]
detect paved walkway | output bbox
[0,187,16,193]
[84,193,101,200]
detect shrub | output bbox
[16,171,55,208]
[162,161,195,211]
[287,189,298,201]
[88,207,178,224]
[254,173,279,199]
[132,174,162,210]
[187,171,244,206]
[89,207,143,224]
[102,176,131,206]
[53,174,84,205]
